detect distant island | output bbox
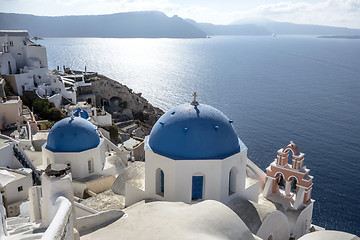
[1,11,360,38]
[317,35,360,39]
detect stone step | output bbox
[115,120,135,128]
[120,124,138,133]
[6,216,30,225]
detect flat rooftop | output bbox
[0,135,13,149]
[0,98,20,104]
[0,30,29,37]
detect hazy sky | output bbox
[1,0,360,28]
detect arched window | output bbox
[229,167,237,195]
[290,177,298,193]
[276,173,285,190]
[192,173,204,201]
[8,61,12,74]
[156,168,164,197]
[88,158,94,173]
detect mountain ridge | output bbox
[0,11,207,38]
[1,12,360,38]
[231,17,360,35]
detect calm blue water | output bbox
[42,36,360,235]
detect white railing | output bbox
[41,196,72,240]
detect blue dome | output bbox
[148,103,241,160]
[46,117,100,152]
[73,108,89,119]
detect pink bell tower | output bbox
[263,141,313,210]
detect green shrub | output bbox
[109,124,119,143]
[32,98,65,121]
[49,107,66,121]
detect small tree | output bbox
[49,107,66,121]
[32,98,65,121]
[109,124,119,143]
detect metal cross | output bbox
[191,92,199,106]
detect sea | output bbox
[41,35,360,236]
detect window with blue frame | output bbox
[192,175,204,201]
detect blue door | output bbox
[192,176,203,201]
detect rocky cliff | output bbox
[88,74,163,130]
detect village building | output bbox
[0,30,93,107]
[0,167,32,217]
[0,96,22,131]
[0,30,48,96]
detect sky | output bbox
[1,0,360,28]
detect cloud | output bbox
[83,0,179,14]
[231,0,360,28]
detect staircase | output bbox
[6,216,44,239]
[12,146,42,185]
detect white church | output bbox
[41,116,111,179]
[126,96,258,205]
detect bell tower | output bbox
[263,141,313,210]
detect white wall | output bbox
[74,202,97,218]
[0,33,28,69]
[24,45,48,69]
[293,202,314,239]
[76,209,123,236]
[220,151,247,203]
[41,172,74,226]
[42,139,106,180]
[0,97,22,126]
[0,192,7,237]
[3,172,32,204]
[52,76,77,104]
[94,113,112,127]
[0,143,16,168]
[0,52,16,75]
[256,211,290,240]
[0,138,23,169]
[47,93,62,108]
[136,140,250,205]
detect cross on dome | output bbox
[191,92,199,106]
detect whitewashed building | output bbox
[0,168,32,217]
[41,116,116,179]
[0,96,22,131]
[0,30,80,107]
[125,99,259,205]
[0,30,48,96]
